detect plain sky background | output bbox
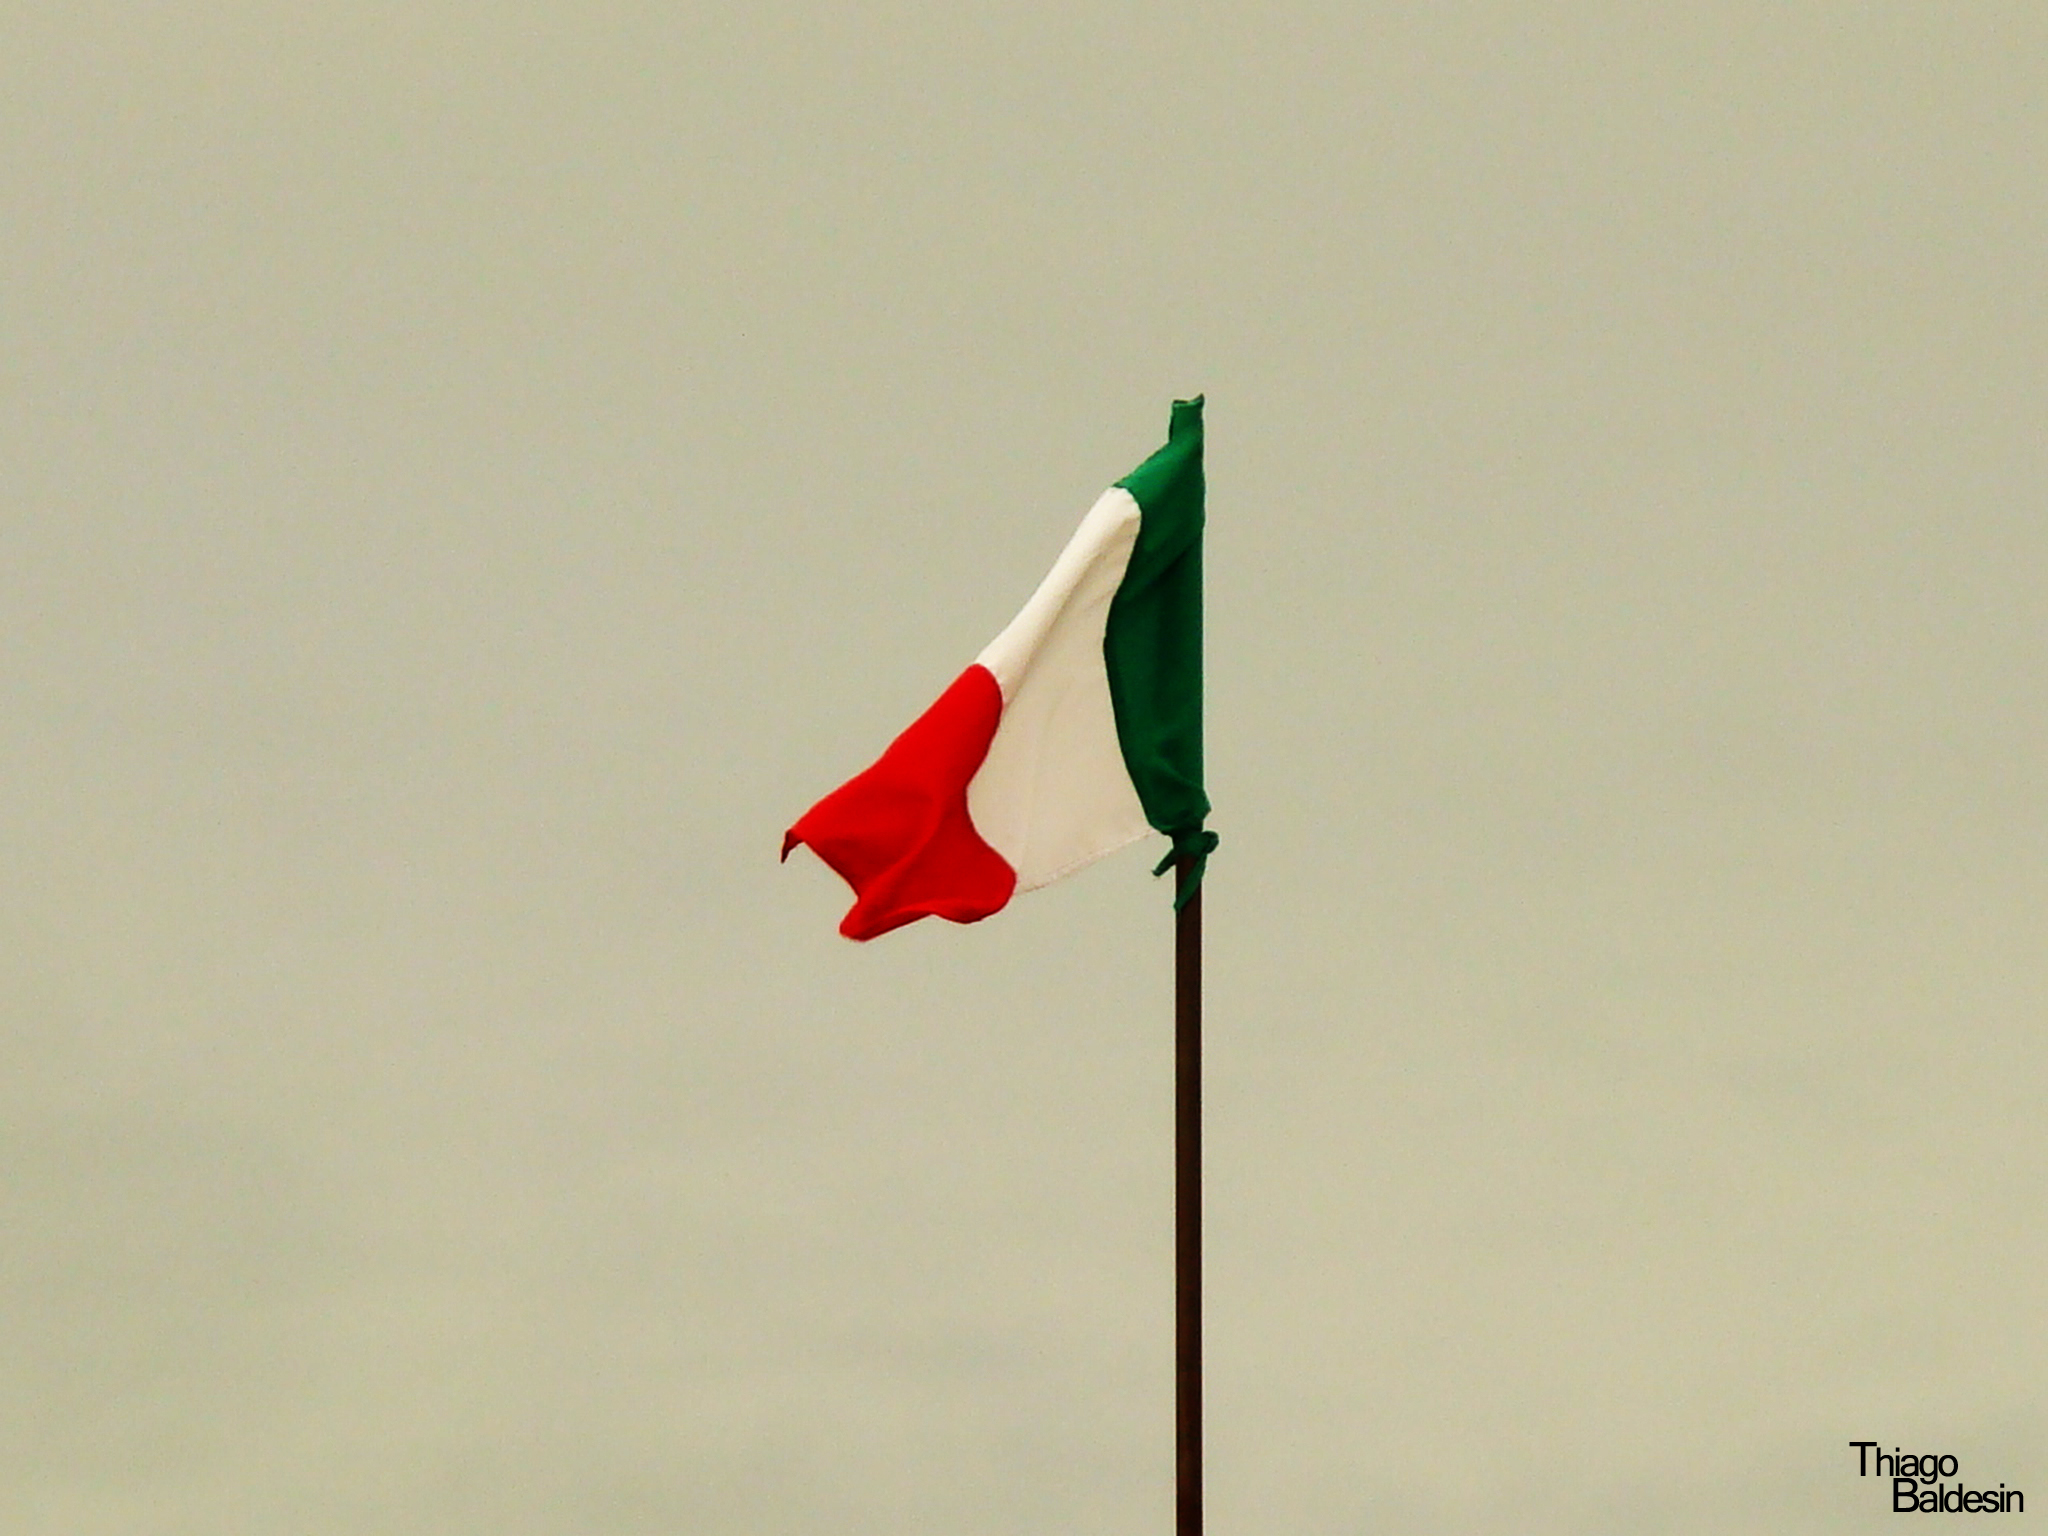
[3,4,2044,1532]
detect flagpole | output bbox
[1175,856,1202,1536]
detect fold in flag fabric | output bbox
[784,397,1211,940]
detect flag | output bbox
[784,397,1212,940]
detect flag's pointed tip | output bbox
[780,830,800,863]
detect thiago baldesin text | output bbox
[1851,1444,2024,1514]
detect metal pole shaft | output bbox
[1175,860,1202,1536]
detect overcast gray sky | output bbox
[3,4,2044,1532]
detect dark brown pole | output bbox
[1175,857,1202,1536]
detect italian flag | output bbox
[784,397,1212,940]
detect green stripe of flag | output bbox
[1106,395,1208,844]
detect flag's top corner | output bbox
[1114,396,1206,528]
